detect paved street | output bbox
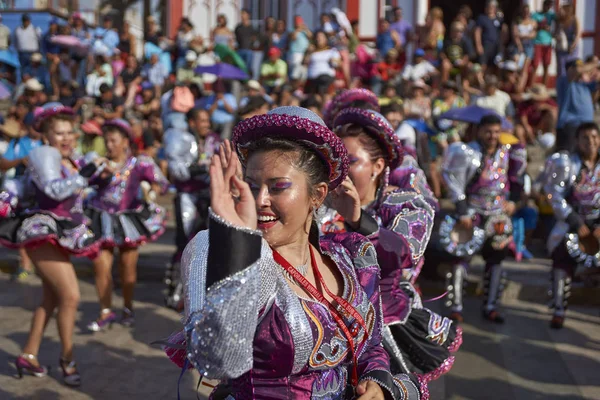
[1,225,600,399]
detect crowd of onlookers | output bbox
[0,0,599,208]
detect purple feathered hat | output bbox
[232,106,349,190]
[323,88,380,129]
[33,102,75,131]
[103,118,133,140]
[333,107,404,170]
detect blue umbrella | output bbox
[0,50,20,68]
[403,118,436,135]
[439,105,513,130]
[194,63,248,80]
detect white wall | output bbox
[358,0,378,38]
[183,0,240,43]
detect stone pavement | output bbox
[1,228,600,399]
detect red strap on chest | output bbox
[272,246,368,386]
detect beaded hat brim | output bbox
[333,107,404,170]
[103,118,133,140]
[34,104,75,131]
[232,107,349,190]
[323,89,380,128]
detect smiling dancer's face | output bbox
[46,119,76,158]
[245,150,327,247]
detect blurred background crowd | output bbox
[0,0,599,276]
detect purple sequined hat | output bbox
[232,106,349,190]
[33,102,75,131]
[103,118,133,140]
[323,89,380,128]
[333,107,404,170]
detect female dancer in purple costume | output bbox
[2,103,104,386]
[85,119,169,331]
[318,107,460,382]
[164,106,426,399]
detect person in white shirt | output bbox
[85,56,114,97]
[476,74,512,116]
[13,14,41,70]
[304,31,340,96]
[401,48,438,84]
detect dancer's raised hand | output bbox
[210,151,256,230]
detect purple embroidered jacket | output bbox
[88,155,169,213]
[26,146,92,224]
[167,210,423,399]
[442,141,527,218]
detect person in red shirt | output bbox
[515,84,557,144]
[372,49,404,96]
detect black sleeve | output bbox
[345,210,379,237]
[79,162,98,178]
[189,164,209,178]
[206,214,262,287]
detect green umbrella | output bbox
[213,43,248,73]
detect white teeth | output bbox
[257,215,278,222]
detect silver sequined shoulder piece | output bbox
[28,145,64,185]
[28,145,62,172]
[442,141,481,202]
[268,106,327,127]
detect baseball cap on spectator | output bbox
[386,48,399,58]
[22,14,30,22]
[411,79,429,91]
[185,50,197,62]
[80,120,102,135]
[49,17,59,25]
[451,21,465,32]
[141,81,154,91]
[528,84,550,101]
[442,81,459,92]
[414,48,426,58]
[31,53,43,63]
[25,78,43,92]
[72,12,82,20]
[267,47,281,58]
[247,80,262,91]
[501,60,518,72]
[565,57,582,70]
